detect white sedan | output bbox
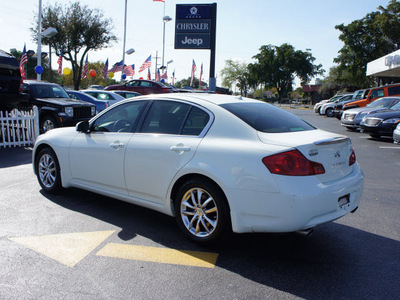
[33,93,364,243]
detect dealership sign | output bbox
[175,4,216,50]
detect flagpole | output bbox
[121,0,127,83]
[37,0,42,81]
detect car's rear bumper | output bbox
[226,163,364,233]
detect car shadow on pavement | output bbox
[0,147,32,168]
[42,187,400,299]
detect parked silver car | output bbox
[393,122,400,143]
[313,94,345,113]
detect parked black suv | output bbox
[21,81,96,132]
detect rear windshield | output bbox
[220,102,316,133]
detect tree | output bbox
[220,60,251,96]
[32,2,117,90]
[175,77,207,89]
[334,0,400,87]
[10,48,52,81]
[248,44,323,100]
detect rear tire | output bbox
[174,178,230,244]
[36,148,62,194]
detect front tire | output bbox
[36,148,62,194]
[174,178,230,244]
[41,115,57,133]
[326,108,334,117]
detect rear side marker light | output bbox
[262,149,325,176]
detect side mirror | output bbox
[76,120,90,133]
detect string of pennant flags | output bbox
[19,44,203,86]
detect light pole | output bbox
[161,15,172,71]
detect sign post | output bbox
[175,3,217,92]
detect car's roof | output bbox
[134,93,259,106]
[81,89,117,93]
[23,80,60,86]
[114,90,140,93]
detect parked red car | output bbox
[105,79,173,95]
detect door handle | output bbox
[170,145,191,152]
[110,143,125,149]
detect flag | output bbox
[109,60,123,73]
[147,68,151,80]
[82,55,89,79]
[153,0,165,2]
[139,55,152,72]
[102,58,109,79]
[161,70,168,80]
[19,44,28,80]
[124,64,135,76]
[57,50,63,76]
[190,59,196,87]
[155,69,161,81]
[199,63,203,88]
[172,70,175,86]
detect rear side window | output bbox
[141,100,190,134]
[221,102,315,133]
[388,86,400,96]
[140,100,210,136]
[140,81,155,87]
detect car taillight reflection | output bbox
[262,149,325,176]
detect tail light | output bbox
[163,88,172,93]
[262,149,325,176]
[349,149,356,166]
[19,78,23,93]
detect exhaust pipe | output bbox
[296,228,313,238]
[351,206,358,213]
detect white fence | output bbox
[0,106,40,148]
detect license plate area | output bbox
[338,194,350,208]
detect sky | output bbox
[0,0,390,89]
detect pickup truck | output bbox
[1,49,96,133]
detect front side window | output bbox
[221,102,315,133]
[68,93,79,100]
[91,101,146,133]
[370,89,384,99]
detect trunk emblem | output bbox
[334,151,341,158]
[309,149,318,156]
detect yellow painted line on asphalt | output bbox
[96,243,219,268]
[10,230,115,267]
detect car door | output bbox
[68,100,147,194]
[124,100,211,205]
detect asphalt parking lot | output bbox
[0,108,399,299]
